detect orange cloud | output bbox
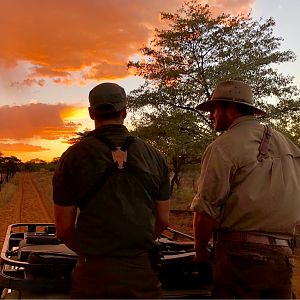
[31,66,71,78]
[206,0,255,15]
[0,0,183,84]
[0,143,49,153]
[0,0,254,86]
[0,103,82,140]
[84,62,129,81]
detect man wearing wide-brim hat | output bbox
[191,80,300,299]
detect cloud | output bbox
[0,0,183,84]
[206,0,255,15]
[11,78,46,87]
[83,62,129,80]
[30,66,71,78]
[0,143,49,153]
[0,103,82,140]
[0,0,255,85]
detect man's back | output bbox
[192,79,299,299]
[53,124,170,256]
[200,115,300,236]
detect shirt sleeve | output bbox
[190,143,234,221]
[157,157,171,200]
[52,152,77,206]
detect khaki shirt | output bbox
[191,116,300,237]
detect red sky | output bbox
[0,0,255,161]
[0,103,80,140]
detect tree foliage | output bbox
[128,1,300,191]
[130,110,215,191]
[0,156,22,187]
[66,129,90,145]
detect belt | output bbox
[218,231,290,247]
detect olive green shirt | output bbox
[191,116,300,238]
[53,124,170,256]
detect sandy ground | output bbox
[0,172,54,247]
[0,171,300,297]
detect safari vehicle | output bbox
[0,223,213,299]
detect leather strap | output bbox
[257,125,272,162]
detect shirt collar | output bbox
[92,124,129,135]
[228,115,258,130]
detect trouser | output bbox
[70,253,162,299]
[212,239,294,299]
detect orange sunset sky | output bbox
[0,0,299,162]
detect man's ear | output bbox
[227,103,241,120]
[121,107,127,119]
[88,107,95,120]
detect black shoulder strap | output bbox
[120,136,136,151]
[96,135,117,151]
[96,135,135,151]
[96,135,136,169]
[78,134,136,208]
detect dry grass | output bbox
[30,171,54,204]
[0,174,19,207]
[170,170,198,211]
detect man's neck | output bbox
[95,119,124,129]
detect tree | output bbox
[23,158,47,172]
[131,110,215,192]
[67,129,91,145]
[128,1,300,190]
[46,157,60,171]
[0,156,22,184]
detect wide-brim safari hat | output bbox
[196,80,267,116]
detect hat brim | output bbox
[91,102,126,112]
[196,99,267,116]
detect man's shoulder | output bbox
[208,131,235,150]
[271,129,300,156]
[214,118,260,144]
[59,136,100,162]
[133,137,164,156]
[205,122,255,157]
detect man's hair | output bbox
[234,103,255,116]
[219,101,254,116]
[93,104,124,120]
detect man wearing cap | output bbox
[53,82,170,299]
[191,80,300,298]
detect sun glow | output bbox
[60,106,89,120]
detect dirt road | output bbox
[0,172,54,246]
